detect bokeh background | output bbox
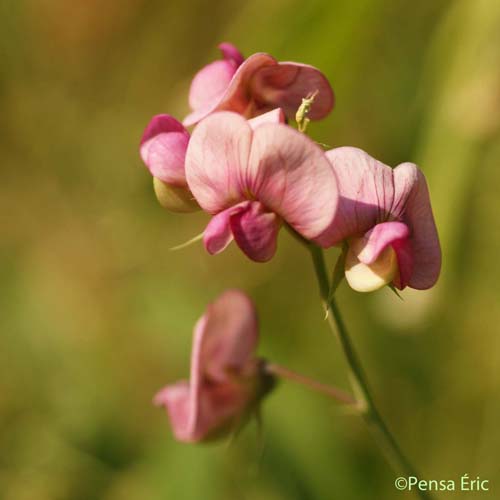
[2,0,500,498]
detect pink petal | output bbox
[139,115,190,185]
[230,201,281,262]
[395,165,441,289]
[188,60,238,114]
[392,237,414,290]
[196,290,259,381]
[250,62,334,120]
[183,53,276,126]
[153,381,196,441]
[248,123,338,242]
[248,108,285,130]
[356,222,410,265]
[324,147,395,244]
[185,112,252,213]
[155,290,260,443]
[203,203,248,255]
[218,42,244,66]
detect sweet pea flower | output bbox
[325,147,441,292]
[140,114,199,212]
[140,109,284,212]
[185,111,339,262]
[154,290,273,443]
[183,42,334,126]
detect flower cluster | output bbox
[142,43,441,442]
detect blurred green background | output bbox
[1,0,500,498]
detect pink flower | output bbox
[154,290,272,443]
[184,42,334,126]
[139,110,284,212]
[185,111,339,262]
[140,114,199,212]
[325,147,441,292]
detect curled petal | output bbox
[203,203,248,255]
[184,51,334,125]
[154,382,195,441]
[140,115,190,185]
[325,147,395,244]
[249,123,338,242]
[356,222,410,265]
[392,237,414,290]
[251,62,334,120]
[398,166,441,289]
[230,201,281,262]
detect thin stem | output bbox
[308,244,434,500]
[264,362,356,406]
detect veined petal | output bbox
[398,166,441,289]
[230,201,281,262]
[325,147,395,244]
[140,114,190,185]
[248,123,338,241]
[251,62,334,120]
[185,112,252,213]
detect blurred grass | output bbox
[1,0,500,498]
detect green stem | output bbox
[309,244,434,500]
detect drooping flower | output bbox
[184,111,339,262]
[139,109,285,212]
[154,289,273,443]
[325,147,441,292]
[183,42,334,126]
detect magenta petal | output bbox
[251,62,334,120]
[248,123,338,242]
[218,42,244,66]
[392,237,414,290]
[357,222,410,265]
[203,203,248,255]
[325,147,395,244]
[230,201,281,262]
[186,112,252,213]
[139,114,190,185]
[396,165,441,289]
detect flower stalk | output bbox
[263,362,355,406]
[308,243,434,500]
